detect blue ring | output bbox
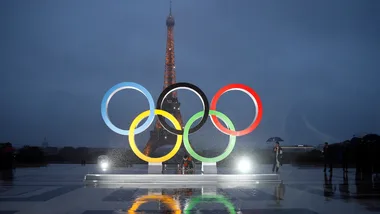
[100,82,155,135]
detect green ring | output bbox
[183,110,236,163]
[184,195,236,214]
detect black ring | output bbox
[156,82,209,135]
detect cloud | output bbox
[1,0,379,147]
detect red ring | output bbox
[210,83,263,136]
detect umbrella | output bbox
[266,137,284,143]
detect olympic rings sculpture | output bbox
[101,82,263,163]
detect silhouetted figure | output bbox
[355,138,364,175]
[272,142,283,174]
[363,134,380,177]
[323,142,332,172]
[362,141,372,176]
[374,142,380,176]
[0,143,15,181]
[342,143,348,172]
[3,143,14,169]
[0,144,5,170]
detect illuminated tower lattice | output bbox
[142,1,185,160]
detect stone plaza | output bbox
[1,164,379,214]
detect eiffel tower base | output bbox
[201,162,217,174]
[148,162,162,174]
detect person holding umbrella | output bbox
[267,137,284,173]
[272,142,283,173]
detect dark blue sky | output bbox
[1,0,379,150]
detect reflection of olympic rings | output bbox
[127,195,181,214]
[184,195,236,214]
[101,82,262,163]
[127,194,236,214]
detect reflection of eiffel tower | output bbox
[142,1,186,163]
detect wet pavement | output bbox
[0,164,379,214]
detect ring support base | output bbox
[148,162,162,174]
[201,162,217,174]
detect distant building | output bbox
[41,137,49,148]
[43,147,59,155]
[281,145,315,152]
[39,137,59,155]
[264,144,315,153]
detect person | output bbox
[0,143,15,181]
[4,143,14,170]
[323,142,332,172]
[342,143,348,173]
[323,142,332,173]
[272,142,283,173]
[180,154,194,174]
[354,138,364,175]
[0,143,5,171]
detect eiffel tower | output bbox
[142,1,186,163]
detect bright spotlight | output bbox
[237,157,252,173]
[98,155,110,171]
[100,161,109,169]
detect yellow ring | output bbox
[128,195,181,214]
[129,109,182,163]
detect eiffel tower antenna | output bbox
[169,0,172,15]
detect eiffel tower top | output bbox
[166,0,175,27]
[163,0,177,93]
